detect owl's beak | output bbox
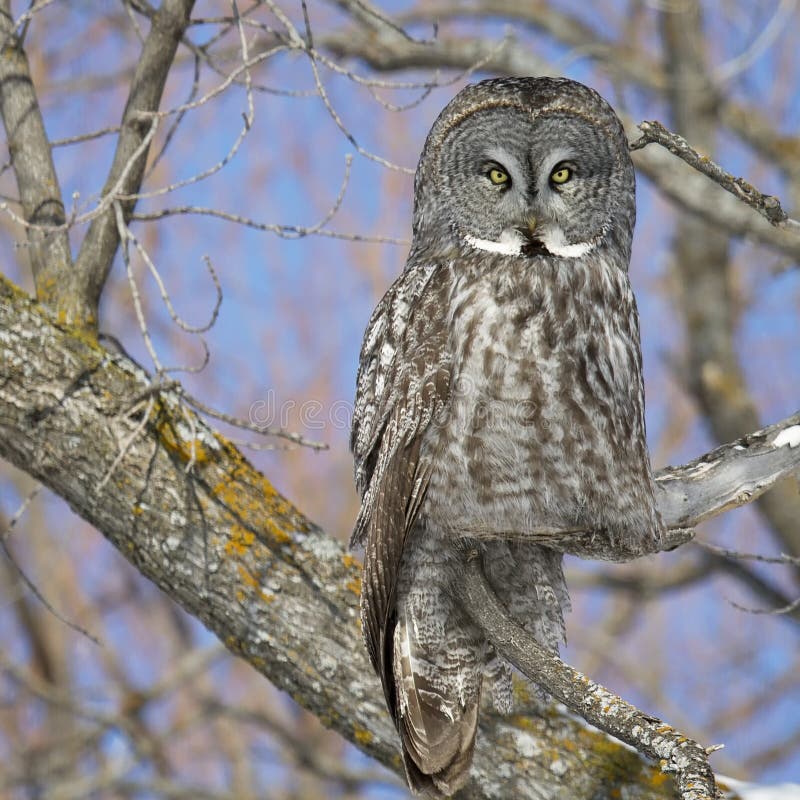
[515,214,549,257]
[513,214,537,243]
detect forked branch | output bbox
[73,0,195,330]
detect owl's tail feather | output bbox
[393,614,481,797]
[401,704,479,798]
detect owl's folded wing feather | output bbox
[349,262,451,712]
[350,261,444,544]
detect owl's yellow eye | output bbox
[488,167,509,185]
[550,166,572,185]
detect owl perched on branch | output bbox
[350,77,664,796]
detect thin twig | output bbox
[128,154,407,246]
[630,120,795,228]
[300,0,415,174]
[130,206,408,244]
[127,228,223,334]
[180,388,328,451]
[0,494,100,645]
[0,485,41,541]
[727,595,800,616]
[116,202,164,374]
[695,540,800,566]
[96,394,156,495]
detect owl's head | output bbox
[411,77,635,264]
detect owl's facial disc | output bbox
[438,106,624,259]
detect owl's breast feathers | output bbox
[424,251,663,553]
[350,249,663,795]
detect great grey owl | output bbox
[350,77,664,796]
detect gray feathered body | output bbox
[351,77,664,796]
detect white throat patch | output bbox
[539,228,596,258]
[465,228,597,259]
[465,230,524,256]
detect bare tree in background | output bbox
[0,2,799,799]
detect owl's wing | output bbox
[350,260,446,543]
[349,261,451,708]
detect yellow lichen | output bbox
[225,523,255,556]
[207,435,310,553]
[353,724,373,746]
[511,675,532,705]
[237,564,275,603]
[342,553,360,570]
[264,517,292,545]
[655,725,673,734]
[156,417,211,465]
[649,771,670,788]
[509,714,538,732]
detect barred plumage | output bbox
[351,77,664,796]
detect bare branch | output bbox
[131,204,409,244]
[696,540,800,567]
[0,1,74,314]
[320,23,550,79]
[0,484,40,541]
[654,416,800,530]
[1,520,100,646]
[728,594,800,617]
[455,548,720,800]
[630,120,794,228]
[73,0,195,331]
[630,140,800,260]
[707,550,800,625]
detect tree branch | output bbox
[659,1,800,563]
[1,275,799,796]
[72,0,195,332]
[654,415,800,529]
[630,120,793,228]
[455,549,720,800]
[0,1,74,314]
[629,142,800,260]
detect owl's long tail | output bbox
[391,538,570,796]
[392,536,485,797]
[394,613,481,796]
